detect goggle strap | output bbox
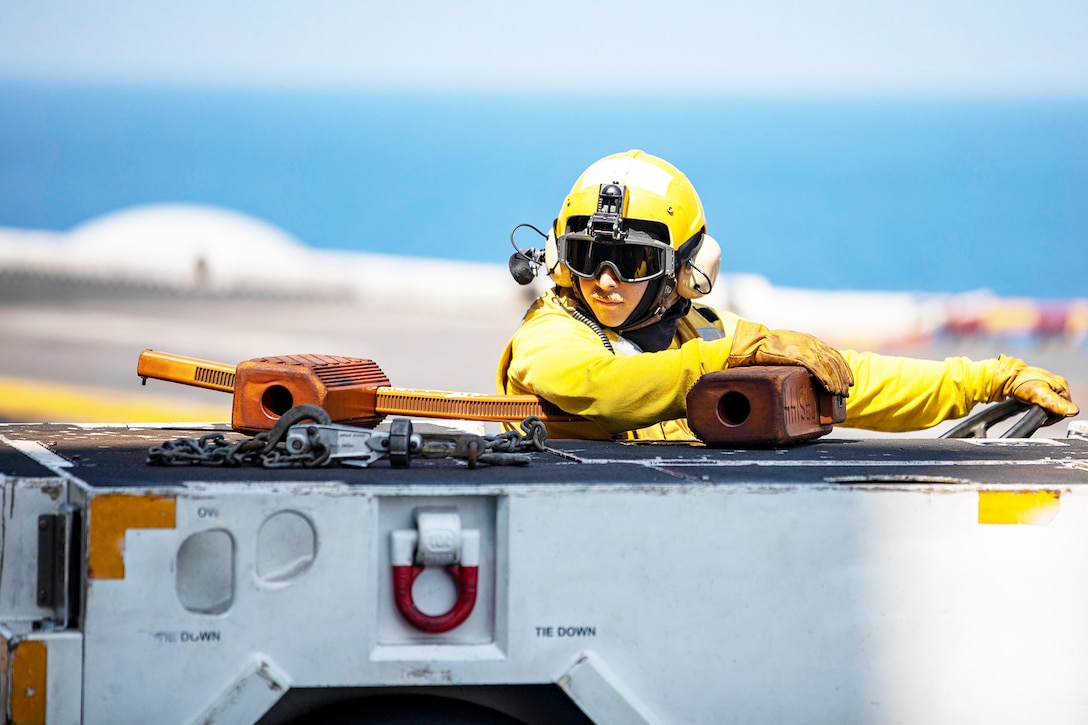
[674,231,705,265]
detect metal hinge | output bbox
[36,504,80,630]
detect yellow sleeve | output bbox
[499,294,733,435]
[840,350,1000,432]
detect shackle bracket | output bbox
[390,508,480,633]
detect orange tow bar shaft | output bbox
[137,349,582,432]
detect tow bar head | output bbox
[233,354,391,433]
[687,366,846,447]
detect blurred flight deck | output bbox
[1,205,1085,437]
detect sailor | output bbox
[497,150,1079,440]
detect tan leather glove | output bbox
[728,320,854,396]
[989,354,1079,420]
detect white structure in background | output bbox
[1,204,1085,348]
[0,204,537,315]
[706,273,948,350]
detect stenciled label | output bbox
[535,625,597,638]
[784,382,817,431]
[153,630,222,644]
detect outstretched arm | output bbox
[839,351,1078,432]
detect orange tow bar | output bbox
[138,350,846,445]
[137,349,583,433]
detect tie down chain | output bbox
[147,404,548,469]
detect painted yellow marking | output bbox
[978,490,1060,525]
[0,374,228,423]
[88,494,177,579]
[10,639,47,725]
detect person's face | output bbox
[577,264,650,329]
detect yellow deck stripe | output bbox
[0,375,228,423]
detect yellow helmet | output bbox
[544,150,721,328]
[559,149,706,254]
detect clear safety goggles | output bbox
[559,230,675,283]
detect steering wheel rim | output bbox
[939,399,1051,439]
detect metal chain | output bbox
[486,416,547,453]
[146,432,254,467]
[471,416,547,467]
[147,413,548,469]
[147,403,332,468]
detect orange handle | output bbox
[137,349,237,393]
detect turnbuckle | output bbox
[279,413,546,468]
[283,418,423,468]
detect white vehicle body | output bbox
[3,421,1088,724]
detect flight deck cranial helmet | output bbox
[544,149,721,330]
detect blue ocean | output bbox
[2,83,1086,299]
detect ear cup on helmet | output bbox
[544,228,573,287]
[676,234,721,299]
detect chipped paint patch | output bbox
[979,490,1060,525]
[88,493,176,579]
[9,639,47,725]
[828,475,973,485]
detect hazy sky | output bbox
[2,0,1087,95]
